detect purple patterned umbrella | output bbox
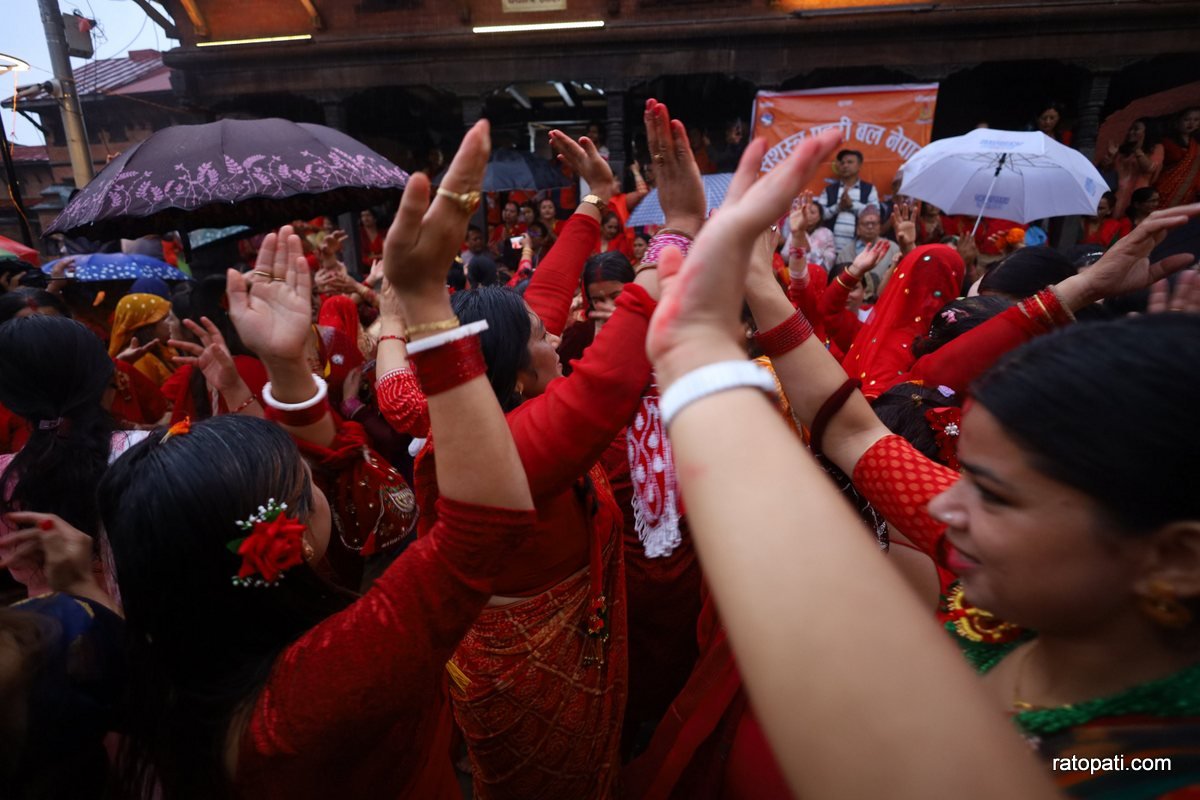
[46,118,409,241]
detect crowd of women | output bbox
[1,96,1199,800]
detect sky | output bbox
[1,0,179,146]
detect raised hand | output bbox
[644,99,706,236]
[646,128,845,385]
[0,512,106,607]
[317,230,348,269]
[849,239,892,279]
[169,316,242,394]
[891,200,918,254]
[115,335,161,364]
[366,258,385,289]
[227,225,314,366]
[1054,203,1200,310]
[549,129,613,201]
[383,119,490,323]
[1147,267,1200,314]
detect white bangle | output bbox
[261,375,328,411]
[659,360,777,428]
[405,319,490,354]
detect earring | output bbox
[1140,580,1193,629]
[302,539,315,562]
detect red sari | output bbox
[841,245,964,399]
[1156,137,1200,208]
[395,213,653,798]
[236,498,536,800]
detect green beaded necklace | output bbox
[958,630,1200,736]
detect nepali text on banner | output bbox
[752,84,939,196]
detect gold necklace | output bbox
[1010,641,1042,712]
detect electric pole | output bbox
[37,0,94,188]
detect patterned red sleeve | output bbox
[239,498,536,786]
[375,368,430,438]
[524,214,601,337]
[852,434,958,559]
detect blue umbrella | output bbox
[42,253,189,282]
[189,225,251,250]
[627,173,734,228]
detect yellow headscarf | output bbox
[108,293,172,358]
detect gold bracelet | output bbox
[836,272,859,290]
[406,317,460,337]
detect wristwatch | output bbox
[582,194,608,212]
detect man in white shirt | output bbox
[818,149,880,252]
[835,206,901,280]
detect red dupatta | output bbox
[841,244,963,399]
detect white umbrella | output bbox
[898,129,1106,236]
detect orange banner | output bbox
[752,84,938,195]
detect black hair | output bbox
[971,314,1200,534]
[0,316,115,538]
[450,287,532,412]
[1100,190,1117,209]
[872,382,962,466]
[467,254,499,288]
[100,415,352,799]
[978,248,1076,300]
[1119,117,1159,157]
[527,221,549,239]
[1127,186,1159,220]
[836,149,864,163]
[582,251,635,291]
[912,295,1014,358]
[466,224,483,237]
[447,260,467,292]
[0,288,70,324]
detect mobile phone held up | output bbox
[510,236,523,249]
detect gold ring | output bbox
[436,187,482,214]
[251,269,273,280]
[652,153,665,163]
[271,277,287,283]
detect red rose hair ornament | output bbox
[226,498,307,587]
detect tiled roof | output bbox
[19,50,167,102]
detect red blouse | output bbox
[376,368,430,438]
[413,283,657,596]
[524,212,601,336]
[883,290,1069,398]
[236,498,536,800]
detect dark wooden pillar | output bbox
[321,96,362,275]
[606,89,626,190]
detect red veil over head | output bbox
[842,244,964,399]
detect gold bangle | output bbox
[836,272,858,290]
[406,317,460,337]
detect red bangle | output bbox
[263,399,330,427]
[409,335,487,396]
[379,333,408,345]
[754,310,815,358]
[1018,287,1075,331]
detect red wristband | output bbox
[263,399,330,427]
[409,335,487,396]
[754,310,815,358]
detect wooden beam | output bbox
[297,0,325,30]
[127,0,180,39]
[178,0,209,37]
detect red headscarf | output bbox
[842,244,964,399]
[318,295,371,360]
